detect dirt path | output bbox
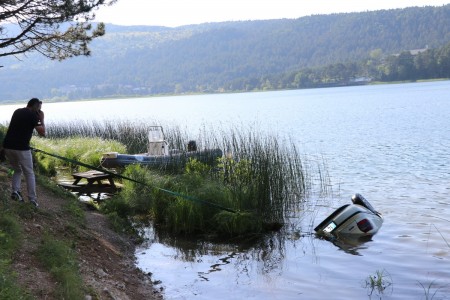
[0,165,162,299]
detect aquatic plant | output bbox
[417,280,447,300]
[191,124,313,226]
[364,269,393,298]
[432,224,450,248]
[111,163,237,235]
[45,120,323,236]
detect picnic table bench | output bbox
[58,170,121,199]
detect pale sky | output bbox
[94,0,450,27]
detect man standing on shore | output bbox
[2,98,46,207]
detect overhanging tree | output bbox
[0,0,116,61]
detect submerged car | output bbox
[314,194,383,237]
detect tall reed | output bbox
[46,120,181,154]
[45,120,324,234]
[209,127,308,223]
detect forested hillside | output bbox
[0,5,449,102]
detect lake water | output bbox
[1,81,450,299]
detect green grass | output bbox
[0,209,84,300]
[37,235,85,300]
[0,204,33,299]
[35,176,85,225]
[0,214,22,259]
[101,154,303,236]
[45,120,158,154]
[44,120,323,237]
[0,174,87,299]
[210,128,309,223]
[32,136,126,174]
[0,260,33,300]
[0,124,6,144]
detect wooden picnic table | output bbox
[59,170,121,199]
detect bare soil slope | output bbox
[0,164,162,300]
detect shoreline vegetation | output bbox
[0,120,327,298]
[0,78,448,106]
[32,120,325,236]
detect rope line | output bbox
[31,147,237,214]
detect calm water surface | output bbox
[1,81,450,299]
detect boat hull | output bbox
[100,148,223,168]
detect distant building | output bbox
[350,76,372,83]
[395,45,429,56]
[409,45,429,55]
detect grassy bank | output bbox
[0,171,86,299]
[0,212,31,299]
[0,164,160,299]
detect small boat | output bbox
[100,148,223,168]
[100,126,223,168]
[314,194,383,237]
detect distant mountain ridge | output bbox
[0,5,449,102]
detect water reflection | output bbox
[315,234,373,256]
[136,215,382,299]
[198,252,236,281]
[140,223,291,267]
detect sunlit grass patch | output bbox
[46,120,161,154]
[32,136,126,173]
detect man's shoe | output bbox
[30,200,39,207]
[11,191,24,202]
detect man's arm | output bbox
[35,110,46,137]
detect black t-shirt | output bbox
[3,108,39,150]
